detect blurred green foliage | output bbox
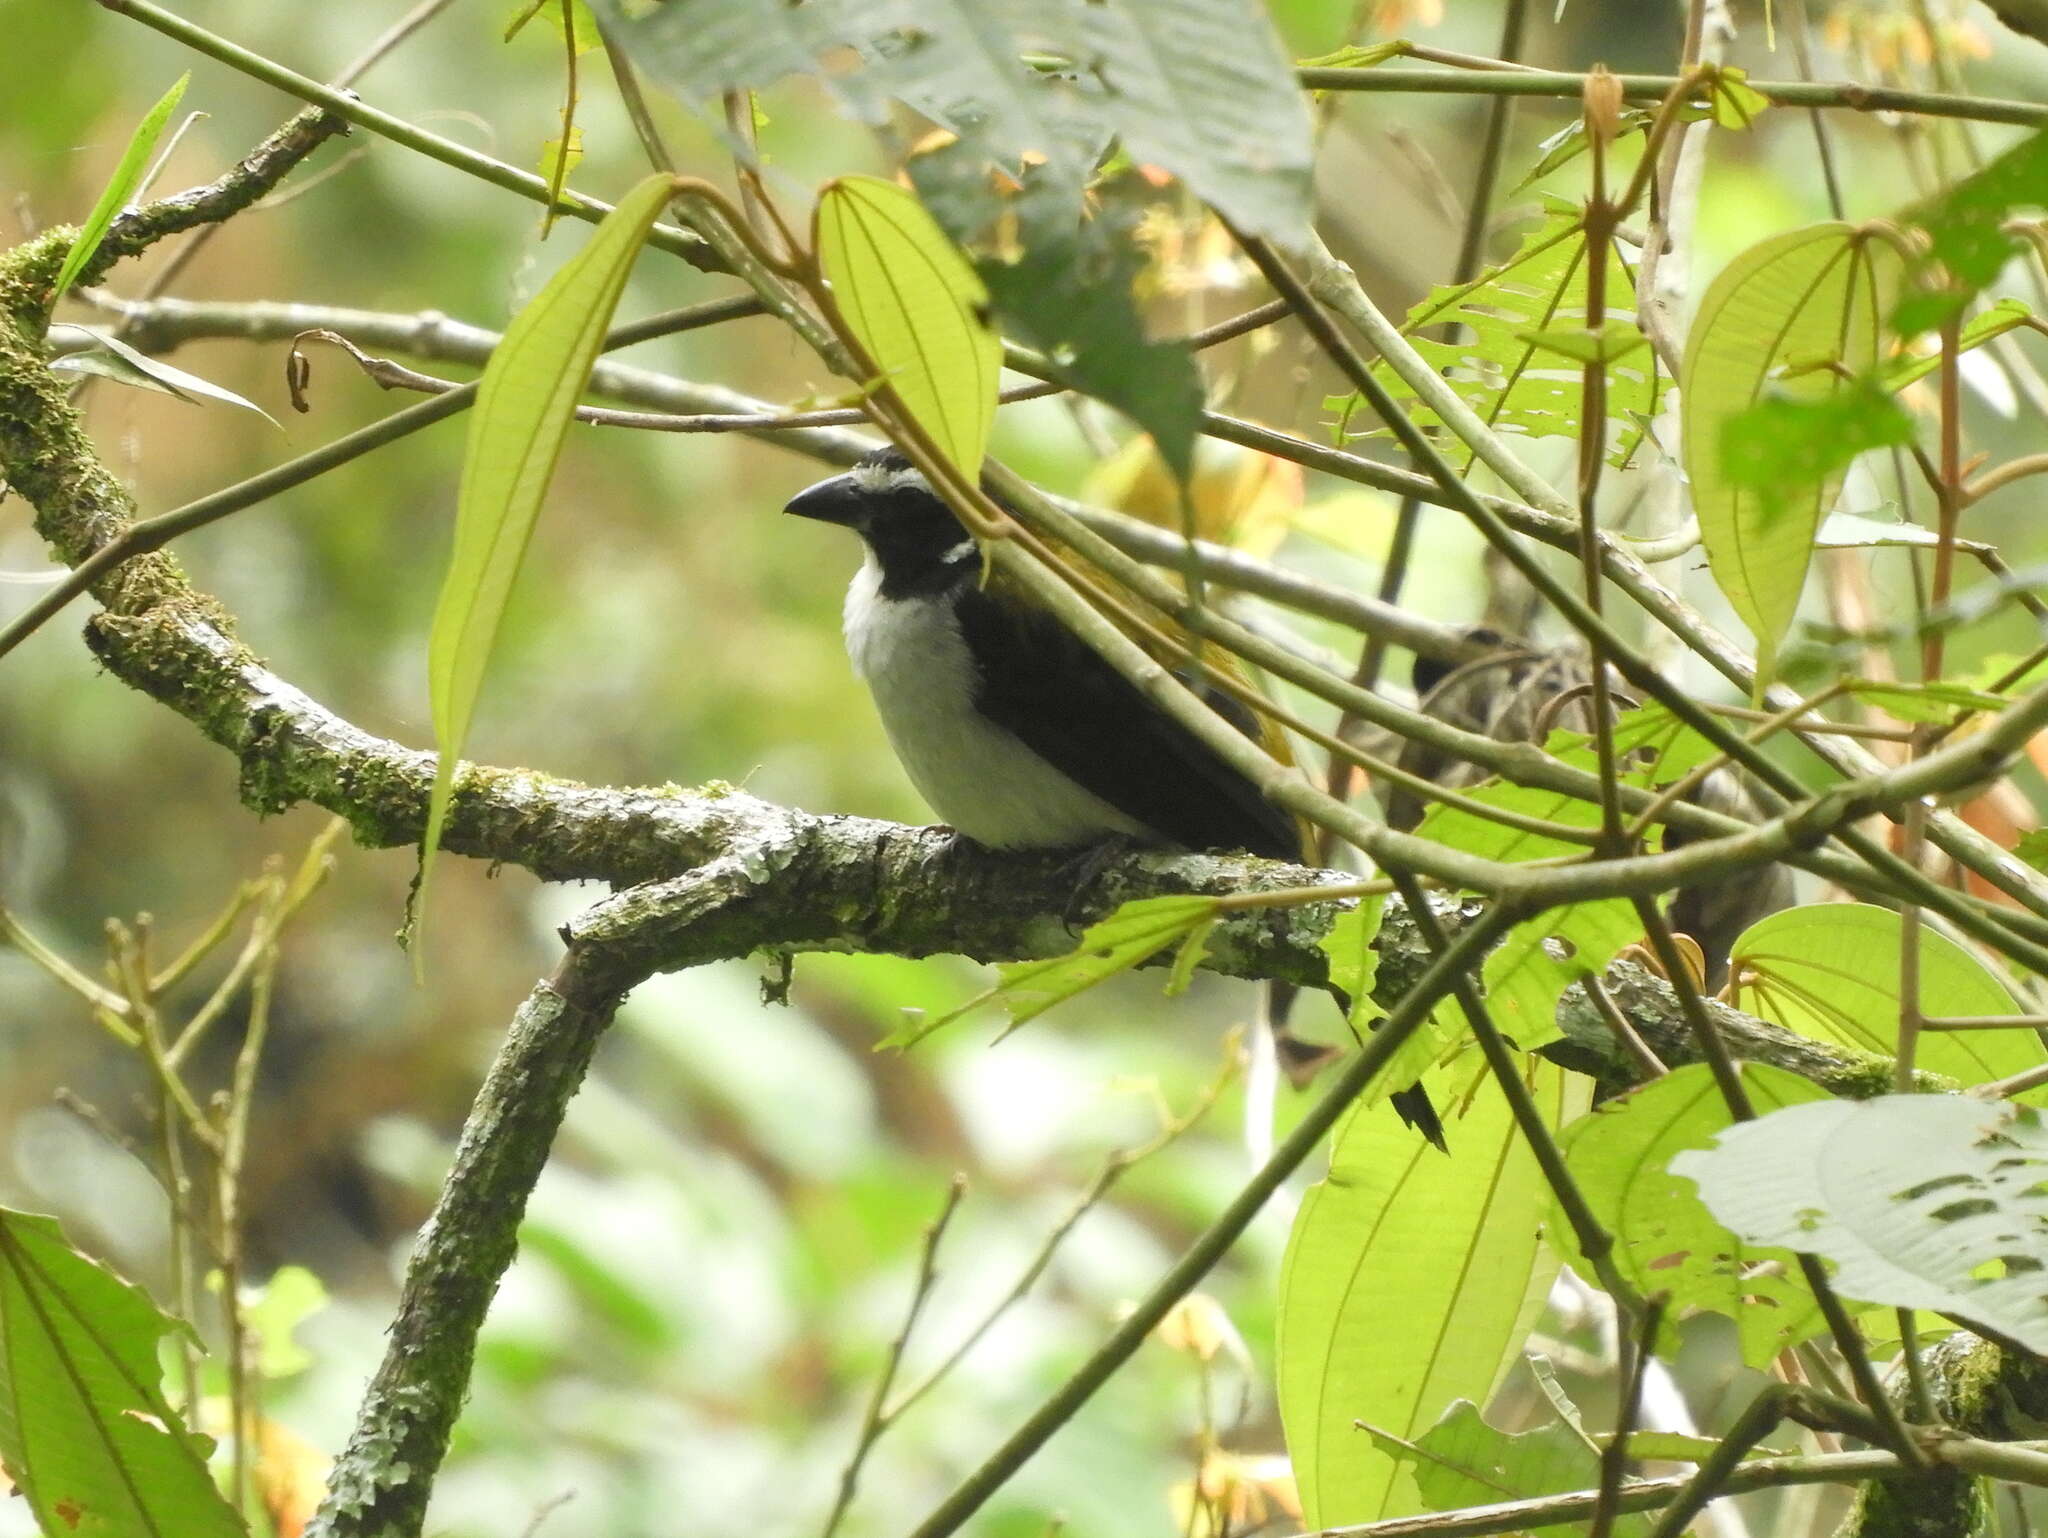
[4,2,2048,1535]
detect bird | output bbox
[786,445,1444,1146]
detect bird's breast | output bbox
[842,558,1151,849]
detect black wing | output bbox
[955,584,1301,862]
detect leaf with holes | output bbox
[1561,1063,1834,1365]
[418,173,674,955]
[1727,904,2045,1095]
[0,1207,242,1538]
[1279,1058,1588,1528]
[1683,224,1902,684]
[1331,204,1661,468]
[1675,1095,2048,1352]
[816,175,1002,481]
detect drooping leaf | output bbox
[1893,127,2048,336]
[1674,1095,2048,1353]
[417,173,675,949]
[46,323,279,424]
[537,127,585,205]
[1727,904,2045,1094]
[1330,204,1661,468]
[50,73,189,305]
[0,1207,243,1538]
[815,175,1001,481]
[1682,224,1901,682]
[1560,1062,1833,1365]
[1278,1058,1588,1529]
[599,0,1314,245]
[885,895,1220,1047]
[1367,1400,1651,1536]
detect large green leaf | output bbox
[50,74,189,305]
[418,173,674,941]
[600,0,1313,245]
[1560,1063,1833,1366]
[1330,205,1661,468]
[1682,225,1901,683]
[1727,904,2045,1094]
[1675,1095,2048,1353]
[1367,1400,1650,1537]
[1277,1058,1588,1529]
[0,1207,242,1538]
[815,175,1001,481]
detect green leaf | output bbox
[1333,205,1661,469]
[1317,893,1387,1006]
[815,176,1002,482]
[238,1264,327,1380]
[1703,65,1771,129]
[1881,297,2033,391]
[2017,828,2048,874]
[1515,318,1648,365]
[507,0,601,53]
[1682,224,1901,683]
[1368,1401,1651,1537]
[1892,127,2048,336]
[925,163,1204,481]
[1844,678,2008,723]
[1481,901,1640,1052]
[538,127,584,198]
[1278,1058,1588,1528]
[884,895,1220,1048]
[1297,40,1408,69]
[601,0,1314,245]
[51,73,189,305]
[45,323,279,425]
[1728,904,2046,1094]
[0,1207,243,1538]
[1675,1096,2048,1353]
[1718,374,1915,513]
[1560,1062,1833,1365]
[417,172,675,952]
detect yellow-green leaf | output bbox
[51,74,189,305]
[1682,224,1900,684]
[815,175,1001,481]
[1728,903,2047,1095]
[1278,1057,1588,1528]
[883,895,1219,1048]
[417,172,675,952]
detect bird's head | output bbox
[785,446,978,595]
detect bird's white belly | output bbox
[842,559,1150,850]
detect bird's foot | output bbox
[1056,833,1145,932]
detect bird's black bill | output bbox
[784,472,863,527]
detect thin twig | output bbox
[819,1175,968,1538]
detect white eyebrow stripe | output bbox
[850,462,930,495]
[939,538,978,565]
